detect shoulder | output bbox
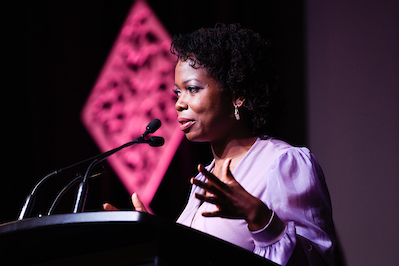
[254,137,321,176]
[255,136,311,160]
[236,137,316,181]
[256,139,326,191]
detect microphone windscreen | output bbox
[146,119,162,134]
[149,136,165,147]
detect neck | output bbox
[210,134,257,177]
[211,134,258,162]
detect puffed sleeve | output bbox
[250,148,335,266]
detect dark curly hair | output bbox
[170,23,277,136]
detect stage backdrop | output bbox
[81,0,184,212]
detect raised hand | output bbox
[192,158,272,231]
[131,192,147,213]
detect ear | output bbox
[233,97,245,108]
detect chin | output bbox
[184,132,208,143]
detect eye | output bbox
[173,88,181,101]
[173,88,181,96]
[187,86,201,93]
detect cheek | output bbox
[189,96,210,117]
[189,91,232,127]
[198,101,231,128]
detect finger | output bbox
[195,193,219,205]
[192,178,222,196]
[131,192,148,213]
[202,211,236,219]
[197,164,228,189]
[202,211,224,218]
[103,203,120,211]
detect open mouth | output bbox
[179,119,196,131]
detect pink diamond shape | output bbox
[81,0,183,212]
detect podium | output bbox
[0,212,277,265]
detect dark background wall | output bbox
[306,0,399,265]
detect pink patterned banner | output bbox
[81,0,183,212]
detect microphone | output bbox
[137,136,165,147]
[72,119,164,214]
[47,166,105,216]
[18,171,57,220]
[18,119,164,219]
[141,118,161,139]
[148,136,165,147]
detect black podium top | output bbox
[0,212,276,266]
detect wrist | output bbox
[246,198,272,231]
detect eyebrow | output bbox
[183,79,205,85]
[182,79,207,86]
[174,79,207,88]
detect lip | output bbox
[178,118,196,131]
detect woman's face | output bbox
[174,60,234,143]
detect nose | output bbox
[175,93,188,112]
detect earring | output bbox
[234,105,240,120]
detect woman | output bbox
[105,23,337,266]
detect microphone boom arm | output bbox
[17,119,163,219]
[72,120,163,214]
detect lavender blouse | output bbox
[177,137,336,266]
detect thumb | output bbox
[103,203,120,211]
[131,192,147,213]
